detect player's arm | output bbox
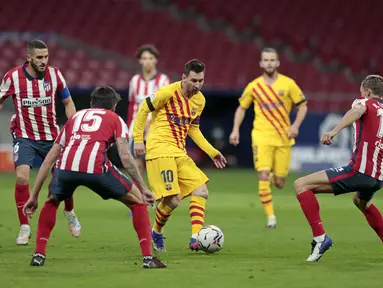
[229,84,253,146]
[57,69,76,118]
[321,103,366,145]
[188,107,227,169]
[23,143,62,215]
[288,81,308,138]
[133,89,170,156]
[0,72,15,112]
[116,137,149,192]
[32,143,62,198]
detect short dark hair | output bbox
[184,59,205,76]
[260,47,278,60]
[27,39,48,54]
[136,44,159,59]
[361,75,383,96]
[90,86,121,109]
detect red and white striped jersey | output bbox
[127,73,170,137]
[350,97,383,180]
[0,63,70,141]
[55,108,129,174]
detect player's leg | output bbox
[294,166,365,261]
[272,146,292,189]
[38,140,81,236]
[91,167,166,268]
[176,156,209,250]
[146,157,181,252]
[353,187,383,242]
[31,169,76,266]
[254,145,276,227]
[13,138,35,245]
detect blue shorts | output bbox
[325,165,383,201]
[49,166,133,201]
[12,137,53,168]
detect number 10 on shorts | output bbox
[161,170,174,191]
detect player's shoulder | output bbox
[157,81,177,93]
[246,76,263,87]
[277,73,297,85]
[130,73,141,83]
[352,96,368,108]
[195,91,206,105]
[3,65,21,79]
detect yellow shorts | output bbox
[252,145,291,177]
[146,156,209,201]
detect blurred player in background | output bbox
[23,86,166,269]
[294,75,383,261]
[127,44,170,174]
[133,59,227,251]
[229,48,308,228]
[0,39,81,245]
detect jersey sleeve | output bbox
[55,126,67,147]
[238,84,254,110]
[56,69,71,100]
[145,88,171,112]
[289,80,306,106]
[0,72,14,104]
[115,115,130,139]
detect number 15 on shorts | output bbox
[161,170,174,191]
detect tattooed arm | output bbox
[115,137,148,192]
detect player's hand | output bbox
[229,130,240,146]
[134,142,146,158]
[141,188,155,206]
[287,124,299,138]
[213,153,227,169]
[22,195,38,216]
[321,130,337,145]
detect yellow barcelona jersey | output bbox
[133,81,206,160]
[239,73,306,146]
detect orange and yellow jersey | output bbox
[239,73,306,146]
[133,81,207,160]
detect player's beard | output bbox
[30,59,46,74]
[264,67,277,77]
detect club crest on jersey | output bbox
[191,108,197,116]
[43,81,51,92]
[278,90,284,96]
[150,93,156,101]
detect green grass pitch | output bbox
[0,169,382,288]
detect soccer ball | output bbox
[197,225,224,253]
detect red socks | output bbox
[64,197,74,212]
[130,203,152,257]
[15,184,30,225]
[35,201,59,255]
[363,204,383,242]
[297,190,325,237]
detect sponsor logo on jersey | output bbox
[22,97,52,108]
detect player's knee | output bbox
[164,194,181,209]
[293,178,305,195]
[191,184,209,199]
[258,171,270,181]
[47,195,61,207]
[352,193,360,208]
[121,186,143,206]
[353,193,368,212]
[15,169,29,185]
[274,176,285,189]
